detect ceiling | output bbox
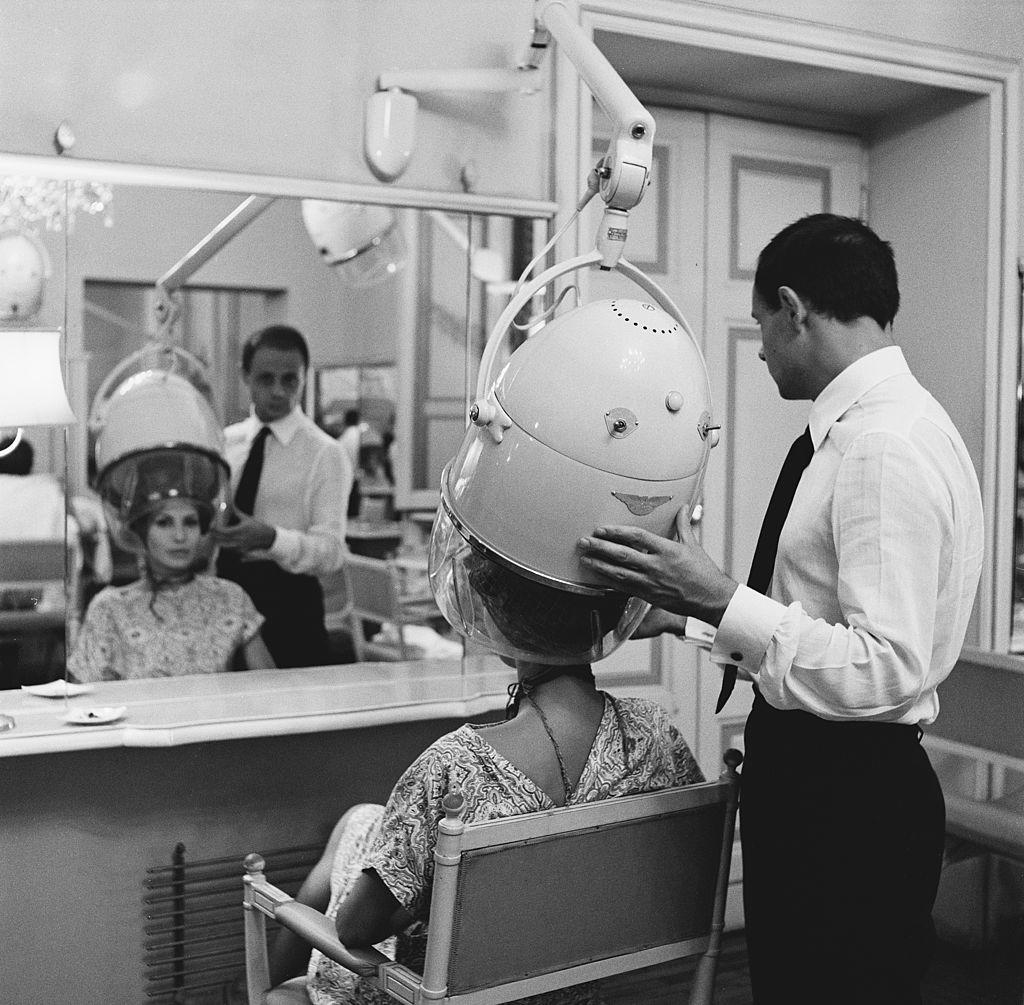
[595,30,971,136]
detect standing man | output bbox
[214,324,353,668]
[578,214,984,1003]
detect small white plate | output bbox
[23,681,94,699]
[63,706,126,726]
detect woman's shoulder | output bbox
[408,724,481,769]
[604,694,704,783]
[610,694,673,726]
[393,725,490,786]
[86,581,143,612]
[196,575,252,603]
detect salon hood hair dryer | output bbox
[426,0,719,665]
[88,344,231,554]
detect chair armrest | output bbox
[274,901,390,978]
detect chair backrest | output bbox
[242,752,741,1005]
[343,553,411,660]
[418,760,741,1004]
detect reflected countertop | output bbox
[0,656,513,758]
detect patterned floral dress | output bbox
[67,575,264,680]
[306,694,704,1005]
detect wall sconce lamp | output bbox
[363,0,652,263]
[365,64,545,183]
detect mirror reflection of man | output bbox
[213,324,352,668]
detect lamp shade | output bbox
[0,329,75,426]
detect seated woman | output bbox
[265,555,703,1004]
[68,492,274,681]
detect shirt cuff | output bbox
[266,525,297,566]
[709,584,787,674]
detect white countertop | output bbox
[0,657,514,757]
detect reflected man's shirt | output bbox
[223,408,352,576]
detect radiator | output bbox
[143,841,321,1002]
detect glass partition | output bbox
[0,178,71,690]
[0,170,548,704]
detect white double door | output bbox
[587,108,865,779]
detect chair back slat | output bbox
[0,539,65,585]
[345,555,401,620]
[436,786,729,996]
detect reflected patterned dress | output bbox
[306,694,704,1005]
[67,575,264,680]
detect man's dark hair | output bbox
[754,213,900,330]
[343,409,360,427]
[241,324,310,373]
[0,437,34,476]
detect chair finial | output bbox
[244,853,266,875]
[442,790,465,821]
[722,748,743,781]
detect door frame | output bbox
[552,0,1020,653]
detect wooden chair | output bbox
[343,553,442,661]
[242,750,742,1005]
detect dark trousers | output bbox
[216,557,329,669]
[740,692,945,1004]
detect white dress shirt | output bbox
[711,347,984,725]
[223,408,353,576]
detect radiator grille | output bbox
[143,841,321,1002]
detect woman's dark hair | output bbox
[754,213,900,330]
[241,324,310,373]
[464,549,629,660]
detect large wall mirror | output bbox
[0,169,550,695]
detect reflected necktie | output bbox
[233,425,272,516]
[715,426,813,713]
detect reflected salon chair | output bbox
[242,750,743,1005]
[343,553,442,662]
[0,539,72,681]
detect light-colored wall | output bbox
[61,187,406,367]
[0,0,549,199]
[869,95,991,468]
[2,3,1020,250]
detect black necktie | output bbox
[715,426,813,713]
[233,425,272,516]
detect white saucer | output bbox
[63,706,126,726]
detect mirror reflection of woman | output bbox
[68,497,275,682]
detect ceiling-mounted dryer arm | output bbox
[534,0,653,214]
[533,0,654,267]
[153,195,275,338]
